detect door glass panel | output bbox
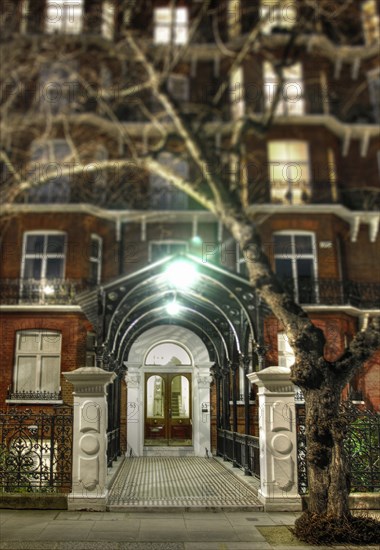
[171,375,190,418]
[146,375,165,418]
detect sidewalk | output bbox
[0,509,379,550]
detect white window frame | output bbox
[264,62,304,116]
[362,0,380,45]
[45,0,84,35]
[154,7,189,45]
[273,230,318,303]
[268,140,311,204]
[89,234,102,284]
[21,231,67,284]
[12,330,62,398]
[102,1,115,40]
[260,0,297,35]
[149,241,189,263]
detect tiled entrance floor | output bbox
[107,457,263,510]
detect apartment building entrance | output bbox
[144,373,192,446]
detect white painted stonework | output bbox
[124,325,214,457]
[64,367,116,511]
[248,366,302,512]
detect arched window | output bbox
[145,342,192,366]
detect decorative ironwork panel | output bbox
[296,403,380,494]
[296,404,308,495]
[0,406,73,493]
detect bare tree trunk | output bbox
[305,389,350,517]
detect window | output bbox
[367,69,380,123]
[260,0,296,34]
[230,66,245,119]
[102,1,115,39]
[89,234,102,284]
[12,330,61,398]
[37,62,77,115]
[362,0,380,45]
[20,0,29,33]
[28,139,71,203]
[149,241,188,263]
[150,153,189,210]
[45,0,83,34]
[264,62,304,116]
[21,232,66,282]
[154,7,188,45]
[168,74,189,102]
[268,141,311,204]
[274,232,317,303]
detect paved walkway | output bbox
[0,509,379,550]
[108,457,262,510]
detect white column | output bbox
[193,363,213,456]
[124,364,142,456]
[248,367,302,511]
[64,366,116,511]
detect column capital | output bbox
[248,366,293,393]
[64,367,116,397]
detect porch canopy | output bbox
[77,254,261,373]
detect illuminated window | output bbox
[362,0,380,45]
[274,232,317,303]
[260,0,296,34]
[268,141,311,204]
[264,62,304,115]
[154,7,188,45]
[45,0,83,34]
[13,331,61,396]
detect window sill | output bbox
[6,399,64,405]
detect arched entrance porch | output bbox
[124,325,213,457]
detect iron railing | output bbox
[217,429,260,478]
[296,404,380,494]
[0,279,91,305]
[0,406,73,493]
[7,389,62,402]
[107,428,120,468]
[281,278,380,308]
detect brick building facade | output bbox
[0,1,379,464]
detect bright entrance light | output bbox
[166,301,181,316]
[165,260,198,289]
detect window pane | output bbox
[171,375,190,418]
[15,356,36,391]
[40,356,60,392]
[47,235,65,254]
[146,376,165,418]
[24,258,42,279]
[41,333,61,353]
[90,238,100,258]
[274,235,291,255]
[295,235,313,254]
[275,258,293,278]
[297,259,314,278]
[18,333,40,352]
[26,235,44,254]
[46,258,64,279]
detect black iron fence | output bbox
[217,429,260,478]
[296,404,380,494]
[0,406,73,493]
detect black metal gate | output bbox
[0,406,73,493]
